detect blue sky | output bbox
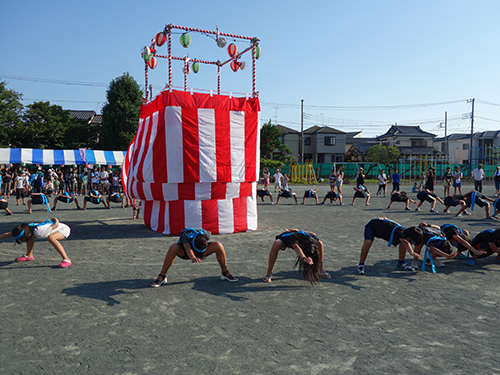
[1,0,500,138]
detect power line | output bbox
[0,74,108,87]
[261,99,468,110]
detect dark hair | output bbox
[400,191,408,197]
[404,227,423,246]
[492,229,500,243]
[293,238,321,285]
[11,223,34,244]
[194,234,208,251]
[440,240,452,254]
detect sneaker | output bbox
[387,205,391,209]
[339,203,344,206]
[464,211,471,215]
[443,210,450,214]
[410,260,420,269]
[151,275,167,288]
[51,207,56,211]
[405,207,411,211]
[15,255,34,262]
[396,262,415,271]
[456,214,463,218]
[430,209,438,213]
[415,208,421,212]
[221,271,238,282]
[426,258,444,267]
[357,265,365,275]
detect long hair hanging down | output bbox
[293,238,321,285]
[12,223,35,244]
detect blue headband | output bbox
[14,229,25,240]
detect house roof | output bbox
[377,125,436,140]
[304,125,345,135]
[435,133,470,143]
[70,110,102,124]
[275,124,299,134]
[474,130,500,139]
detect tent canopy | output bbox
[0,148,126,166]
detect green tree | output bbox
[0,81,23,147]
[260,120,293,163]
[11,101,76,149]
[366,144,401,176]
[100,72,142,150]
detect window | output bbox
[411,140,426,147]
[395,140,400,145]
[330,155,336,162]
[324,136,336,146]
[305,137,311,146]
[463,144,469,150]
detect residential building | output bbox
[376,125,436,158]
[302,126,347,163]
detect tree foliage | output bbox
[260,120,293,164]
[0,81,23,147]
[100,72,142,150]
[366,144,400,174]
[11,101,79,149]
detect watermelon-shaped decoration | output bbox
[227,43,238,57]
[156,32,166,47]
[142,46,152,62]
[230,60,239,72]
[192,62,200,73]
[254,46,262,59]
[148,56,157,69]
[180,33,191,48]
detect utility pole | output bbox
[300,99,304,163]
[444,111,448,160]
[468,98,475,175]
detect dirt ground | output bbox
[1,183,499,374]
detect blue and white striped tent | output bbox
[0,148,127,166]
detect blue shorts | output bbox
[453,180,462,188]
[364,224,375,242]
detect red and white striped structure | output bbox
[122,89,260,235]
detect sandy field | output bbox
[1,182,499,374]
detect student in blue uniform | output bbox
[454,190,496,219]
[106,191,125,208]
[52,191,81,211]
[465,229,500,266]
[387,191,416,210]
[276,187,298,205]
[302,188,319,204]
[415,189,445,213]
[82,190,108,209]
[442,194,469,215]
[26,192,51,214]
[257,188,274,204]
[357,218,423,275]
[412,224,455,269]
[352,185,371,206]
[319,190,343,205]
[151,228,238,287]
[262,229,330,284]
[419,222,486,260]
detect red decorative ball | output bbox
[156,32,166,47]
[227,43,238,57]
[148,56,157,69]
[230,60,239,72]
